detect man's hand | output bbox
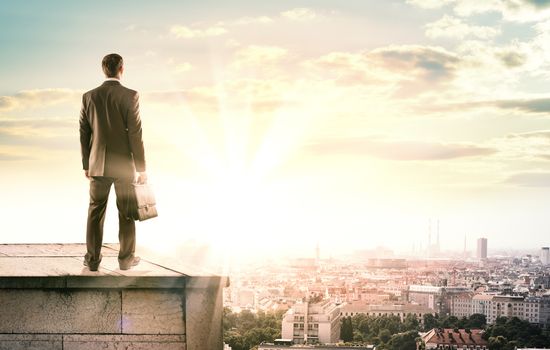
[84,170,91,180]
[136,171,147,184]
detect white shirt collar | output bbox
[104,77,120,82]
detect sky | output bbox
[2,0,550,263]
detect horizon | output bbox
[2,1,550,265]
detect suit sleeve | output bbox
[79,94,92,170]
[127,91,146,172]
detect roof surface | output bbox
[422,328,488,346]
[0,243,224,289]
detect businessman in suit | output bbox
[79,53,146,271]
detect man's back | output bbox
[80,80,145,178]
[80,53,146,271]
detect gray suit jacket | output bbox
[79,80,146,178]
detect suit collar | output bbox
[101,80,121,86]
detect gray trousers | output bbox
[85,176,136,268]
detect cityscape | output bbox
[222,235,550,349]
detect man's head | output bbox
[102,53,124,79]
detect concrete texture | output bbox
[64,335,186,350]
[0,335,62,350]
[0,244,229,350]
[0,244,186,289]
[0,289,121,333]
[185,276,227,350]
[122,289,185,334]
[0,335,186,350]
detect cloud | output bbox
[406,0,455,9]
[0,117,75,132]
[233,45,288,67]
[303,51,385,86]
[453,0,550,20]
[495,97,550,113]
[305,45,462,91]
[0,152,33,161]
[0,117,76,149]
[497,50,527,67]
[280,8,318,21]
[143,87,218,109]
[308,137,496,161]
[225,16,274,25]
[425,15,500,39]
[505,172,550,186]
[370,45,460,80]
[413,96,550,116]
[174,62,194,74]
[143,78,296,115]
[170,25,227,39]
[0,89,81,112]
[408,0,550,22]
[507,129,550,138]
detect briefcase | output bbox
[127,183,158,221]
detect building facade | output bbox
[477,238,488,260]
[541,247,550,266]
[281,300,341,345]
[340,301,433,323]
[448,293,550,327]
[408,285,471,316]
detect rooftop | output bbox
[0,243,226,289]
[422,328,487,347]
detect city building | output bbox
[471,294,492,316]
[408,285,470,316]
[450,292,474,318]
[541,247,550,266]
[366,258,407,269]
[234,288,256,309]
[537,295,550,327]
[340,301,433,323]
[421,328,488,349]
[449,293,550,327]
[477,238,488,260]
[487,295,526,324]
[281,300,341,345]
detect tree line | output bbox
[223,308,550,350]
[341,312,550,349]
[223,308,284,350]
[483,316,550,349]
[340,313,423,349]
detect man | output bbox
[79,53,147,271]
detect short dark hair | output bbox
[102,53,123,77]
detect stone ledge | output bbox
[0,244,228,350]
[0,334,62,350]
[0,275,187,289]
[0,334,186,350]
[0,244,188,289]
[0,289,121,334]
[64,334,186,350]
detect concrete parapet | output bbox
[0,244,229,350]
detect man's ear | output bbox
[120,66,124,77]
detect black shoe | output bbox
[119,256,140,270]
[83,260,99,272]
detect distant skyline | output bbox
[2,1,550,260]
